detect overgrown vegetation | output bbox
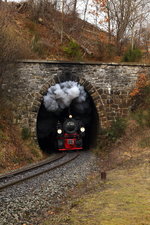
[63,40,82,60]
[122,48,142,62]
[95,117,127,154]
[106,118,127,141]
[21,127,31,140]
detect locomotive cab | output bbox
[56,115,85,151]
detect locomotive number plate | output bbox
[68,139,74,145]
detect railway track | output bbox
[0,152,80,191]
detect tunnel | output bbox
[36,81,99,153]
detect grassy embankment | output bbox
[42,124,150,225]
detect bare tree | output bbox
[107,0,150,53]
[60,0,66,43]
[91,0,150,54]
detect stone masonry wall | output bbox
[2,61,150,141]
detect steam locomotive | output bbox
[56,115,85,151]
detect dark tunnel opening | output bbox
[36,87,99,153]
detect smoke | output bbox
[44,81,87,112]
[71,100,91,114]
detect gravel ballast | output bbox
[0,151,99,225]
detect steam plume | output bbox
[44,81,87,112]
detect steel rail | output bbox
[0,152,80,191]
[0,153,67,181]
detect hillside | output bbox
[0,99,46,173]
[0,1,115,62]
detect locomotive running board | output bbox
[59,147,83,151]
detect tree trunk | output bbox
[84,0,89,21]
[73,0,77,14]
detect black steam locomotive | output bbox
[56,115,85,151]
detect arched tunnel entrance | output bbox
[36,81,99,153]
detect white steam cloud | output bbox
[43,81,87,112]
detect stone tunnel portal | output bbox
[2,61,149,153]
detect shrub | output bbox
[94,118,127,156]
[106,118,127,142]
[63,40,82,60]
[98,118,127,145]
[21,127,31,140]
[122,48,142,62]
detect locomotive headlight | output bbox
[80,127,85,132]
[57,129,62,134]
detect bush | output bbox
[122,48,142,62]
[98,117,127,146]
[94,118,127,155]
[21,127,31,140]
[63,40,82,60]
[106,118,127,142]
